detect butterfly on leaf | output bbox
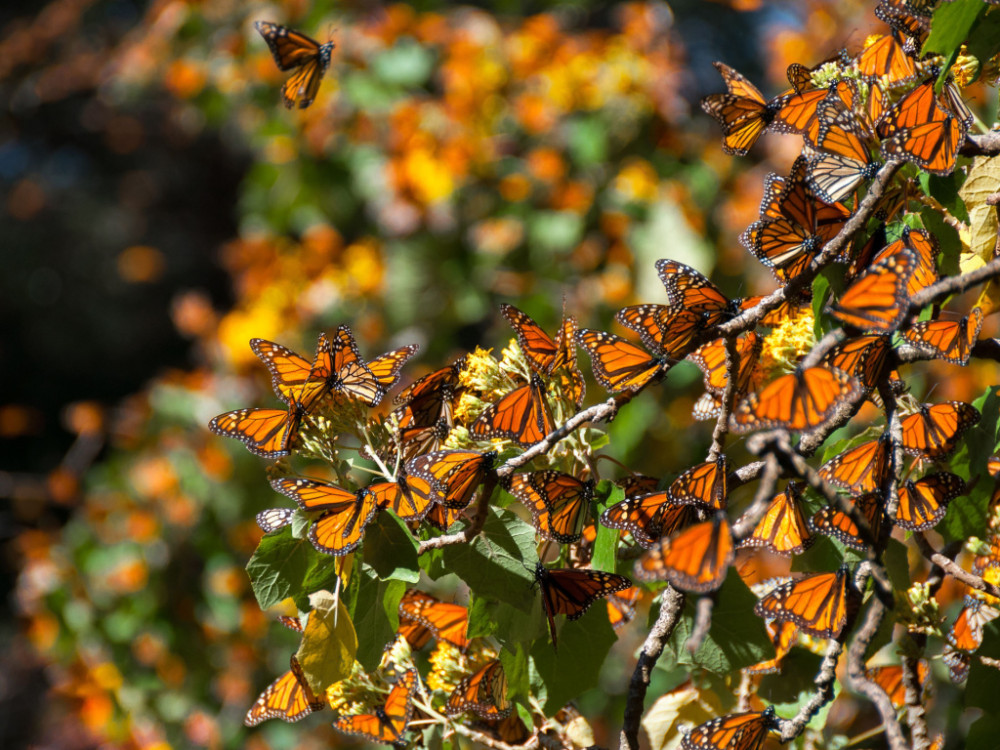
[508,470,594,544]
[731,366,860,434]
[819,435,890,495]
[828,246,917,333]
[894,472,965,531]
[397,589,469,650]
[680,706,777,750]
[599,490,697,549]
[470,374,554,446]
[245,655,325,726]
[900,401,980,460]
[902,308,983,365]
[738,483,813,557]
[865,661,929,708]
[534,563,632,650]
[368,472,441,524]
[809,493,886,551]
[445,660,511,720]
[501,304,585,405]
[270,477,380,556]
[633,513,735,593]
[405,450,497,510]
[754,567,856,639]
[576,328,671,393]
[256,507,295,534]
[255,21,336,109]
[333,668,418,745]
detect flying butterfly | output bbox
[633,513,735,593]
[501,304,585,405]
[270,477,379,556]
[856,32,920,85]
[470,374,554,447]
[576,329,670,393]
[894,472,965,531]
[333,668,418,746]
[405,450,497,510]
[367,344,419,392]
[445,660,511,720]
[607,586,642,631]
[700,62,788,156]
[738,483,813,556]
[900,401,980,460]
[680,706,777,750]
[508,471,594,544]
[397,589,469,650]
[600,490,698,549]
[255,21,336,109]
[901,308,983,365]
[754,567,855,639]
[668,458,729,512]
[731,366,860,434]
[819,435,890,495]
[809,493,886,551]
[534,563,632,650]
[245,654,325,726]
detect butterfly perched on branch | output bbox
[333,668,418,745]
[255,21,336,109]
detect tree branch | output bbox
[960,130,1000,156]
[912,532,1000,600]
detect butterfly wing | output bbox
[668,458,728,511]
[257,507,295,534]
[406,450,496,510]
[808,493,886,551]
[700,62,774,156]
[599,491,697,549]
[470,376,553,446]
[398,590,469,650]
[616,304,704,360]
[509,471,592,544]
[501,303,558,374]
[633,514,734,592]
[901,401,980,459]
[327,326,385,405]
[818,437,890,494]
[245,655,324,726]
[654,260,731,325]
[445,660,511,720]
[902,308,983,365]
[367,345,419,390]
[731,366,859,434]
[895,472,965,531]
[255,21,321,70]
[576,329,665,393]
[680,709,776,750]
[251,336,330,406]
[738,484,813,556]
[209,402,302,459]
[334,669,417,744]
[270,478,378,555]
[535,564,632,649]
[753,569,851,639]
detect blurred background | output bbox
[2,0,998,747]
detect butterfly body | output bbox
[534,563,632,649]
[333,668,418,745]
[245,655,325,726]
[255,21,335,109]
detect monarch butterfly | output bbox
[534,563,632,649]
[819,436,890,495]
[277,614,303,632]
[875,0,932,41]
[900,401,981,460]
[741,157,852,282]
[270,477,379,556]
[397,590,469,650]
[600,490,698,549]
[395,417,451,461]
[878,80,965,176]
[445,660,511,720]
[470,375,554,446]
[366,344,419,391]
[633,513,734,592]
[754,567,855,639]
[856,32,919,85]
[943,595,1000,683]
[746,620,799,675]
[894,472,965,531]
[735,293,814,328]
[425,503,464,531]
[901,308,983,365]
[607,586,642,630]
[731,366,860,434]
[680,706,777,750]
[786,50,851,93]
[474,713,533,745]
[368,472,440,524]
[576,328,670,393]
[616,473,661,499]
[828,246,917,333]
[251,336,332,408]
[858,227,939,297]
[508,471,593,544]
[806,101,881,204]
[209,389,311,459]
[773,79,856,143]
[655,260,735,327]
[406,450,497,510]
[738,483,813,556]
[700,62,788,156]
[245,655,325,726]
[333,668,418,745]
[616,304,707,360]
[823,335,892,391]
[255,21,335,109]
[865,661,929,708]
[256,507,295,534]
[808,493,886,551]
[688,333,762,397]
[322,326,389,406]
[668,458,729,512]
[501,304,585,405]
[394,358,466,429]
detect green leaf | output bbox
[346,563,405,671]
[661,570,772,674]
[442,506,537,611]
[922,172,970,224]
[530,606,617,714]
[966,8,1000,65]
[757,648,823,704]
[371,37,435,88]
[923,0,986,58]
[246,529,313,610]
[467,593,544,650]
[593,481,624,574]
[883,538,911,593]
[966,619,1000,709]
[363,512,420,583]
[500,644,531,704]
[296,590,357,691]
[812,275,831,339]
[921,207,962,278]
[967,711,1000,750]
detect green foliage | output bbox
[344,564,405,672]
[363,513,421,583]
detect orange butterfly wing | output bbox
[895,472,965,531]
[334,668,417,744]
[367,345,419,390]
[808,492,886,551]
[576,329,666,393]
[668,458,728,512]
[738,484,813,556]
[405,450,497,510]
[209,401,304,459]
[445,660,511,720]
[754,568,852,639]
[398,590,469,650]
[700,62,778,156]
[270,477,379,555]
[534,564,631,649]
[633,514,734,592]
[902,308,983,365]
[680,707,777,750]
[251,336,331,407]
[255,21,334,109]
[818,437,890,494]
[509,471,593,544]
[731,366,859,433]
[900,401,980,460]
[599,491,697,549]
[245,655,325,726]
[470,375,554,446]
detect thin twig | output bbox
[687,596,715,656]
[908,255,1000,310]
[417,476,497,554]
[731,455,780,539]
[913,532,1000,599]
[619,586,686,750]
[772,640,843,742]
[877,377,904,522]
[707,336,740,463]
[960,130,1000,156]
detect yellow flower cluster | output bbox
[758,305,816,377]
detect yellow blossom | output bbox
[758,306,816,377]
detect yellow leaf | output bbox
[296,589,358,692]
[958,156,1000,315]
[641,683,723,750]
